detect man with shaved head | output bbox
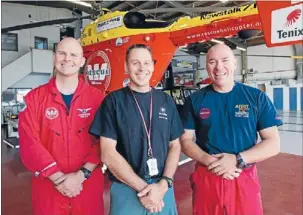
[19,37,105,215]
[180,43,282,215]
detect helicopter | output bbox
[80,2,262,93]
[2,0,302,93]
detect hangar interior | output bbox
[1,1,302,215]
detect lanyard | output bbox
[130,88,153,159]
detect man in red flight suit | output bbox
[18,37,105,215]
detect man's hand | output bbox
[49,171,66,185]
[137,180,168,213]
[56,171,85,198]
[144,200,165,213]
[208,153,242,180]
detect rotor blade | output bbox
[2,15,92,33]
[138,7,232,14]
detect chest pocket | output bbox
[42,115,62,136]
[40,114,63,149]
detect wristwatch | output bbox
[236,153,248,169]
[161,176,174,188]
[80,167,91,179]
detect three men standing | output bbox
[19,37,281,215]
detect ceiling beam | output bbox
[110,1,133,11]
[100,1,120,9]
[157,0,230,20]
[2,1,97,15]
[157,1,211,19]
[130,1,158,12]
[225,37,246,48]
[163,1,193,16]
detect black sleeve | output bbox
[168,96,185,141]
[89,94,118,140]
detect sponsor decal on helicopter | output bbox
[185,22,261,40]
[115,37,130,46]
[96,15,123,33]
[200,3,256,20]
[271,4,303,44]
[85,51,111,90]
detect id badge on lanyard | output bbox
[147,157,159,176]
[130,88,158,176]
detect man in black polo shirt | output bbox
[89,44,184,215]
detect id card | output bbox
[147,158,159,176]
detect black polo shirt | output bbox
[89,87,184,182]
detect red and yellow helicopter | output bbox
[80,2,261,92]
[2,1,302,93]
[80,0,303,93]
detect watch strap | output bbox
[161,176,173,188]
[80,167,91,179]
[236,153,247,169]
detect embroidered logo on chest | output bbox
[235,104,249,118]
[159,107,168,120]
[45,107,59,120]
[199,108,210,119]
[77,108,91,118]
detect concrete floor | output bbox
[1,111,302,215]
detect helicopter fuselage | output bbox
[80,3,261,93]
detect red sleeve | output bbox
[83,91,105,165]
[18,92,61,178]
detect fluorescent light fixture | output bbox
[220,0,229,2]
[236,46,247,51]
[65,0,92,8]
[211,39,224,44]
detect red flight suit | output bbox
[19,77,105,215]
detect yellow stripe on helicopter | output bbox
[80,3,258,46]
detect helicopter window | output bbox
[123,12,172,29]
[2,33,18,52]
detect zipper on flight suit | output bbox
[65,95,79,215]
[65,105,71,214]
